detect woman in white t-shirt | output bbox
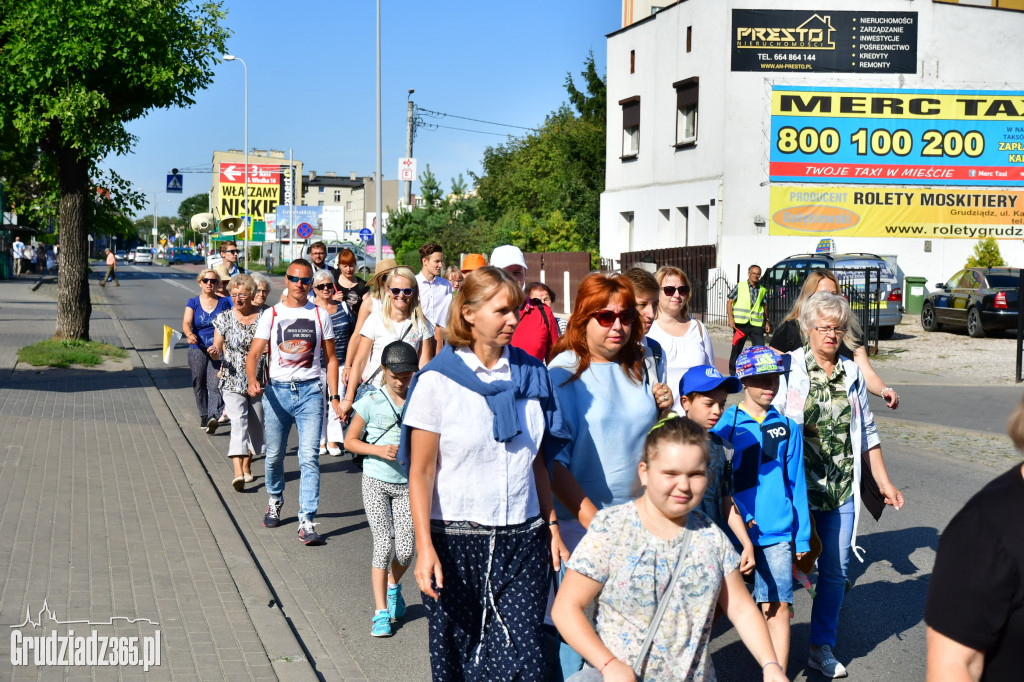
[645,266,715,414]
[342,266,435,410]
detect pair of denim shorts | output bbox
[753,541,794,604]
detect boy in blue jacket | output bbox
[712,346,811,672]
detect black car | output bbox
[921,267,1020,338]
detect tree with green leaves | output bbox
[966,237,1006,268]
[177,192,213,225]
[0,0,229,340]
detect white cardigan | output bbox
[771,347,882,561]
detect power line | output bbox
[417,106,534,131]
[421,122,511,137]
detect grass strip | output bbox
[17,339,128,368]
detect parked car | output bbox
[114,250,128,262]
[134,249,154,265]
[761,252,903,340]
[164,247,205,265]
[127,248,137,263]
[921,267,1020,338]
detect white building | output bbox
[602,0,1024,286]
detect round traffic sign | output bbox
[296,222,313,239]
[359,227,373,241]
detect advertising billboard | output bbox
[218,163,282,220]
[769,186,1024,239]
[769,87,1024,186]
[274,205,322,241]
[731,10,917,73]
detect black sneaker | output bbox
[206,417,219,435]
[200,416,209,430]
[297,519,323,545]
[263,500,283,528]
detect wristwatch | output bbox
[330,394,341,401]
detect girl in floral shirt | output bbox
[551,416,788,682]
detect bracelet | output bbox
[882,387,895,395]
[762,661,782,672]
[547,520,559,526]
[599,656,616,672]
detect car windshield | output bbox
[986,274,1019,288]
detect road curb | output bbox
[94,286,321,682]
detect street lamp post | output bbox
[224,54,249,271]
[374,0,383,263]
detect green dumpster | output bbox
[904,276,928,315]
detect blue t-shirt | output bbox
[353,387,407,484]
[187,296,232,349]
[548,351,658,520]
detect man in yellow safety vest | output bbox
[727,264,769,375]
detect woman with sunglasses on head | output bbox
[183,268,233,434]
[212,274,264,491]
[646,266,715,414]
[342,266,435,418]
[312,269,354,456]
[545,272,670,678]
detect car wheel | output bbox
[967,307,986,338]
[921,302,942,332]
[879,325,895,340]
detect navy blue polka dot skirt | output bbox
[424,516,549,681]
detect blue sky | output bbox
[106,0,620,220]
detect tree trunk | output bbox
[54,147,92,341]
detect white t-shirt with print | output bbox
[255,302,335,383]
[358,312,434,385]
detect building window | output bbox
[333,190,341,202]
[674,78,698,147]
[318,200,324,207]
[630,50,635,74]
[686,26,692,52]
[345,221,352,230]
[318,186,325,193]
[346,201,353,211]
[620,97,640,159]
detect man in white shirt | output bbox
[415,242,453,344]
[11,237,24,277]
[247,259,342,546]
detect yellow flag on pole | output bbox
[162,325,183,364]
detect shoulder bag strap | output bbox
[633,527,693,676]
[363,323,413,386]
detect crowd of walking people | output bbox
[178,240,920,680]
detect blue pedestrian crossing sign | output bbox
[166,174,183,194]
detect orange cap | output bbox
[461,253,487,272]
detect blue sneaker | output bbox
[386,583,406,622]
[297,519,323,545]
[371,609,392,637]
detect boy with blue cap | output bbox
[712,346,811,673]
[679,365,755,575]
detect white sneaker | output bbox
[808,645,848,678]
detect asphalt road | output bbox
[103,262,1017,681]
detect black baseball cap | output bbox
[380,341,419,374]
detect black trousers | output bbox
[729,323,766,374]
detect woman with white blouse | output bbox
[645,266,715,414]
[400,266,570,681]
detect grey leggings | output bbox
[361,474,414,570]
[188,347,223,420]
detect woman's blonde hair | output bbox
[786,269,862,347]
[444,265,463,281]
[446,266,524,348]
[228,273,256,296]
[1009,395,1024,452]
[196,269,219,285]
[654,266,690,318]
[380,266,430,334]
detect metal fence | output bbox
[617,245,719,322]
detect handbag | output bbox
[566,527,694,682]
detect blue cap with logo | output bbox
[679,364,741,397]
[735,346,786,379]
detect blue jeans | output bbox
[810,497,856,647]
[263,379,323,522]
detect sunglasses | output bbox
[662,285,690,297]
[200,278,218,284]
[314,283,334,291]
[223,249,239,255]
[591,309,634,328]
[390,287,415,297]
[286,275,313,285]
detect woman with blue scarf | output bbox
[400,266,570,681]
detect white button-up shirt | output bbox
[416,271,453,328]
[403,346,546,526]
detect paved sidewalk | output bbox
[0,275,314,680]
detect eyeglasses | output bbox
[591,309,634,328]
[231,293,250,299]
[813,325,847,336]
[223,249,239,255]
[200,278,218,284]
[286,275,313,285]
[314,283,334,291]
[390,287,414,297]
[662,285,690,297]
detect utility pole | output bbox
[405,90,415,209]
[374,0,383,264]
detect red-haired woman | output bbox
[547,272,673,678]
[646,266,715,414]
